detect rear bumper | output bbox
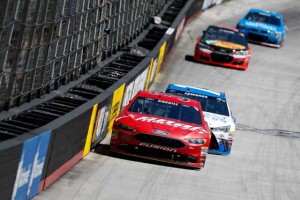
[247,39,281,48]
[194,49,250,70]
[240,30,282,48]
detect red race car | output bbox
[111,91,211,169]
[194,25,251,70]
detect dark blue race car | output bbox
[236,8,287,48]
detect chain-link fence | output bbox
[0,0,169,111]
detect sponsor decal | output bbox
[215,41,245,50]
[204,112,227,124]
[93,105,110,142]
[132,68,149,99]
[122,66,150,109]
[216,98,226,102]
[135,116,207,133]
[184,92,208,98]
[157,99,178,106]
[245,21,276,31]
[107,84,126,134]
[153,129,169,135]
[132,75,142,102]
[122,81,134,108]
[139,142,177,152]
[12,131,51,199]
[140,68,149,90]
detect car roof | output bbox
[208,25,238,32]
[135,90,201,107]
[247,8,282,18]
[166,84,226,100]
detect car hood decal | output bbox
[203,112,230,128]
[206,40,245,50]
[242,20,280,32]
[203,112,232,141]
[116,112,208,136]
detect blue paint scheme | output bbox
[12,130,51,200]
[165,83,226,99]
[208,138,231,155]
[236,8,286,47]
[208,148,231,155]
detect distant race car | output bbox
[165,84,236,155]
[194,25,251,70]
[110,90,211,169]
[236,8,287,48]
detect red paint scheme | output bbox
[110,91,211,169]
[194,25,252,70]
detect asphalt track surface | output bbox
[34,1,300,200]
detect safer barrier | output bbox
[0,0,224,199]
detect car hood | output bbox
[203,112,232,128]
[116,112,208,138]
[240,19,282,32]
[205,40,246,50]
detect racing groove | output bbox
[34,0,300,200]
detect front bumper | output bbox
[194,48,250,70]
[208,131,234,155]
[111,131,207,169]
[208,139,232,155]
[240,29,282,48]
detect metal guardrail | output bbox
[0,0,168,111]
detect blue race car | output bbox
[236,8,287,48]
[165,84,236,155]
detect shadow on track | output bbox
[185,55,198,63]
[185,54,246,71]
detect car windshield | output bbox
[245,11,281,26]
[128,97,202,125]
[201,26,248,49]
[165,90,230,116]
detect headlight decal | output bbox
[186,138,206,145]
